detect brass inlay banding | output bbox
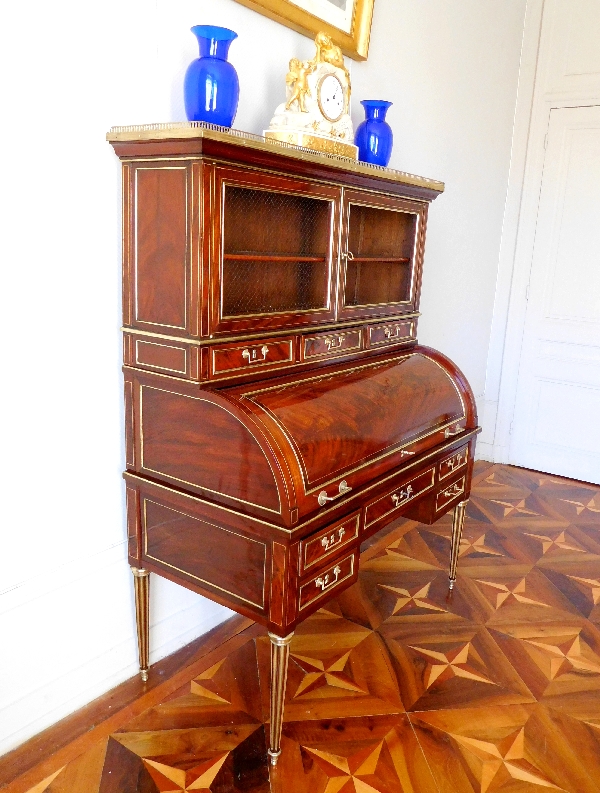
[121,312,421,346]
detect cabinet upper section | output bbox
[110,124,443,342]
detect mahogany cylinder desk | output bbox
[108,122,480,765]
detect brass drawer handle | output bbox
[321,526,346,550]
[383,325,402,339]
[315,565,341,591]
[317,480,352,507]
[391,484,413,507]
[445,452,466,472]
[443,482,464,498]
[325,335,344,351]
[444,424,463,438]
[242,345,269,364]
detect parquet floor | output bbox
[10,463,600,792]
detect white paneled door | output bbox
[509,105,600,483]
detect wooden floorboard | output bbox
[3,463,600,792]
[0,616,259,791]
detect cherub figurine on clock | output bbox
[265,32,358,160]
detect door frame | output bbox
[481,0,600,463]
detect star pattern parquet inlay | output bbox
[8,463,600,793]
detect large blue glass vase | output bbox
[355,100,394,167]
[184,25,239,128]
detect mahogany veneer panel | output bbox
[133,166,189,331]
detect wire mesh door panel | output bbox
[338,189,427,322]
[209,166,341,336]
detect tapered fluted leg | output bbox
[131,567,150,682]
[449,500,468,589]
[268,631,293,766]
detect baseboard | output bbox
[0,614,257,790]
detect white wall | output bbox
[0,0,525,755]
[353,0,527,418]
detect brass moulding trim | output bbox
[107,122,444,193]
[124,472,281,530]
[123,428,478,536]
[121,313,421,346]
[124,430,479,536]
[268,631,294,646]
[142,498,267,610]
[265,129,359,160]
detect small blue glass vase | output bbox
[184,25,239,127]
[355,100,394,166]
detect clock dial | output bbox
[318,74,345,123]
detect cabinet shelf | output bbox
[224,253,327,263]
[350,256,411,263]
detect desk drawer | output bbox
[299,512,360,575]
[367,321,415,349]
[365,467,435,529]
[302,329,362,361]
[298,552,357,612]
[439,445,469,481]
[210,337,295,378]
[436,475,466,512]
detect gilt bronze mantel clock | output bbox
[265,31,358,159]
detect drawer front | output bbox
[302,329,362,361]
[299,513,360,575]
[367,320,415,349]
[439,445,469,481]
[298,552,357,612]
[211,337,295,378]
[365,467,435,529]
[436,475,466,512]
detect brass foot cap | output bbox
[140,669,149,682]
[448,578,455,590]
[267,749,281,766]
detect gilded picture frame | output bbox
[232,0,375,60]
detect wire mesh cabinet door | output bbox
[208,165,342,336]
[338,188,428,322]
